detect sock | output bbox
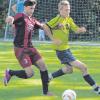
[40,70,49,95]
[52,69,65,78]
[9,70,27,79]
[83,74,96,87]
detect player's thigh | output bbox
[62,64,73,73]
[35,58,47,71]
[19,54,32,68]
[14,47,32,68]
[70,60,86,69]
[16,52,34,77]
[29,48,42,67]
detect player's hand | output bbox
[77,27,86,33]
[6,16,14,25]
[52,39,62,45]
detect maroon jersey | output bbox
[13,13,42,48]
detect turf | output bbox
[0,41,100,100]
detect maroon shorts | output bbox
[14,47,42,68]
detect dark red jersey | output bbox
[13,13,42,48]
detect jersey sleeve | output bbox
[34,19,42,29]
[69,17,79,32]
[13,13,25,25]
[46,16,60,28]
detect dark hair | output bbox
[24,0,36,7]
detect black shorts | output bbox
[56,49,76,66]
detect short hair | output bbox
[58,0,70,11]
[24,0,37,7]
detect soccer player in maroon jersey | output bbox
[4,0,53,96]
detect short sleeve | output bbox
[47,16,60,28]
[69,18,79,32]
[13,13,24,24]
[34,19,42,29]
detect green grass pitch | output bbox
[0,41,100,100]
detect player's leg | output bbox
[4,66,34,86]
[4,48,34,86]
[9,66,33,78]
[30,48,53,96]
[70,60,100,94]
[49,49,74,80]
[35,59,53,96]
[49,65,73,80]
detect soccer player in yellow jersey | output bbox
[43,0,100,94]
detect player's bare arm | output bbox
[42,24,53,40]
[76,27,87,33]
[6,16,14,25]
[12,4,17,13]
[43,24,62,45]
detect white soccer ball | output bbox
[62,89,76,100]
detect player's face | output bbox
[60,4,70,18]
[25,4,36,16]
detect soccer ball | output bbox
[62,89,76,100]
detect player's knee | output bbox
[26,71,34,78]
[36,59,47,71]
[80,63,87,73]
[82,66,87,72]
[38,64,47,71]
[24,66,34,78]
[63,67,73,74]
[67,67,73,74]
[39,66,47,71]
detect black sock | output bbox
[9,70,27,79]
[40,70,49,95]
[52,69,65,78]
[83,74,96,86]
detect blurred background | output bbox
[0,0,100,42]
